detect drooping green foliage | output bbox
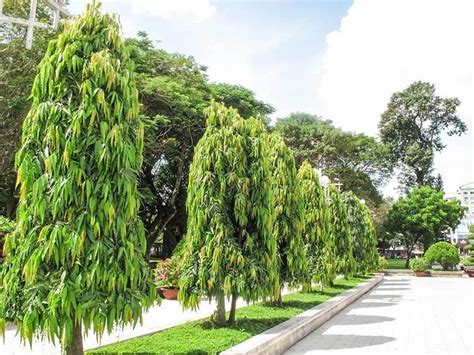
[0,216,15,257]
[343,191,378,273]
[179,102,277,323]
[328,187,355,276]
[266,133,306,291]
[297,162,335,287]
[0,3,156,349]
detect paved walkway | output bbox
[286,276,474,355]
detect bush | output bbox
[424,241,460,270]
[378,256,388,270]
[410,258,429,272]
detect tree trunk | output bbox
[215,293,227,326]
[227,292,238,325]
[405,253,410,269]
[302,282,312,293]
[64,322,83,355]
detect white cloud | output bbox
[316,0,474,196]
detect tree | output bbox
[328,187,355,277]
[0,4,156,354]
[125,33,275,259]
[267,133,306,304]
[179,102,277,326]
[384,186,466,268]
[379,81,467,191]
[275,113,393,207]
[0,0,58,218]
[424,241,460,270]
[297,161,335,289]
[343,191,379,274]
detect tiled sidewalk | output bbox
[286,276,474,355]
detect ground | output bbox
[285,276,474,355]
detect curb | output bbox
[221,274,383,355]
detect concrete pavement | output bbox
[285,276,474,355]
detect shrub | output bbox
[155,257,181,288]
[410,258,429,272]
[424,241,460,270]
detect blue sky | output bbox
[69,0,473,196]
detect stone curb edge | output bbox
[221,274,384,355]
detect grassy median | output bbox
[88,276,370,354]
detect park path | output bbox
[286,275,474,355]
[1,286,297,354]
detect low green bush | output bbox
[410,258,429,272]
[424,241,460,270]
[378,256,388,270]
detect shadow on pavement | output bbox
[350,301,397,308]
[336,314,395,325]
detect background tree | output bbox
[384,186,465,268]
[297,161,335,289]
[0,0,58,218]
[343,191,379,273]
[125,33,274,258]
[379,81,466,191]
[275,113,392,207]
[267,133,306,304]
[0,5,156,354]
[328,187,355,277]
[179,102,277,326]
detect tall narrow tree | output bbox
[343,191,378,273]
[267,133,306,304]
[179,102,277,326]
[328,187,355,277]
[0,4,156,354]
[297,162,335,290]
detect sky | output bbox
[68,0,474,197]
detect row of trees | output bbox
[178,102,379,326]
[0,4,379,354]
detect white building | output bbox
[447,182,474,247]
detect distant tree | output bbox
[297,162,335,289]
[267,133,306,304]
[179,102,277,326]
[384,186,465,268]
[379,81,466,191]
[275,113,392,207]
[343,191,379,273]
[209,83,275,120]
[0,5,156,354]
[328,187,355,277]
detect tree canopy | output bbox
[384,186,465,267]
[379,81,466,191]
[275,112,392,206]
[0,4,156,352]
[179,102,277,325]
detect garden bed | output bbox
[87,276,371,354]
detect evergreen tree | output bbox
[328,187,355,277]
[0,4,156,354]
[343,191,378,273]
[267,133,306,304]
[297,162,335,290]
[179,102,277,326]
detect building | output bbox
[447,182,474,249]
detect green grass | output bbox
[385,258,408,269]
[88,276,370,355]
